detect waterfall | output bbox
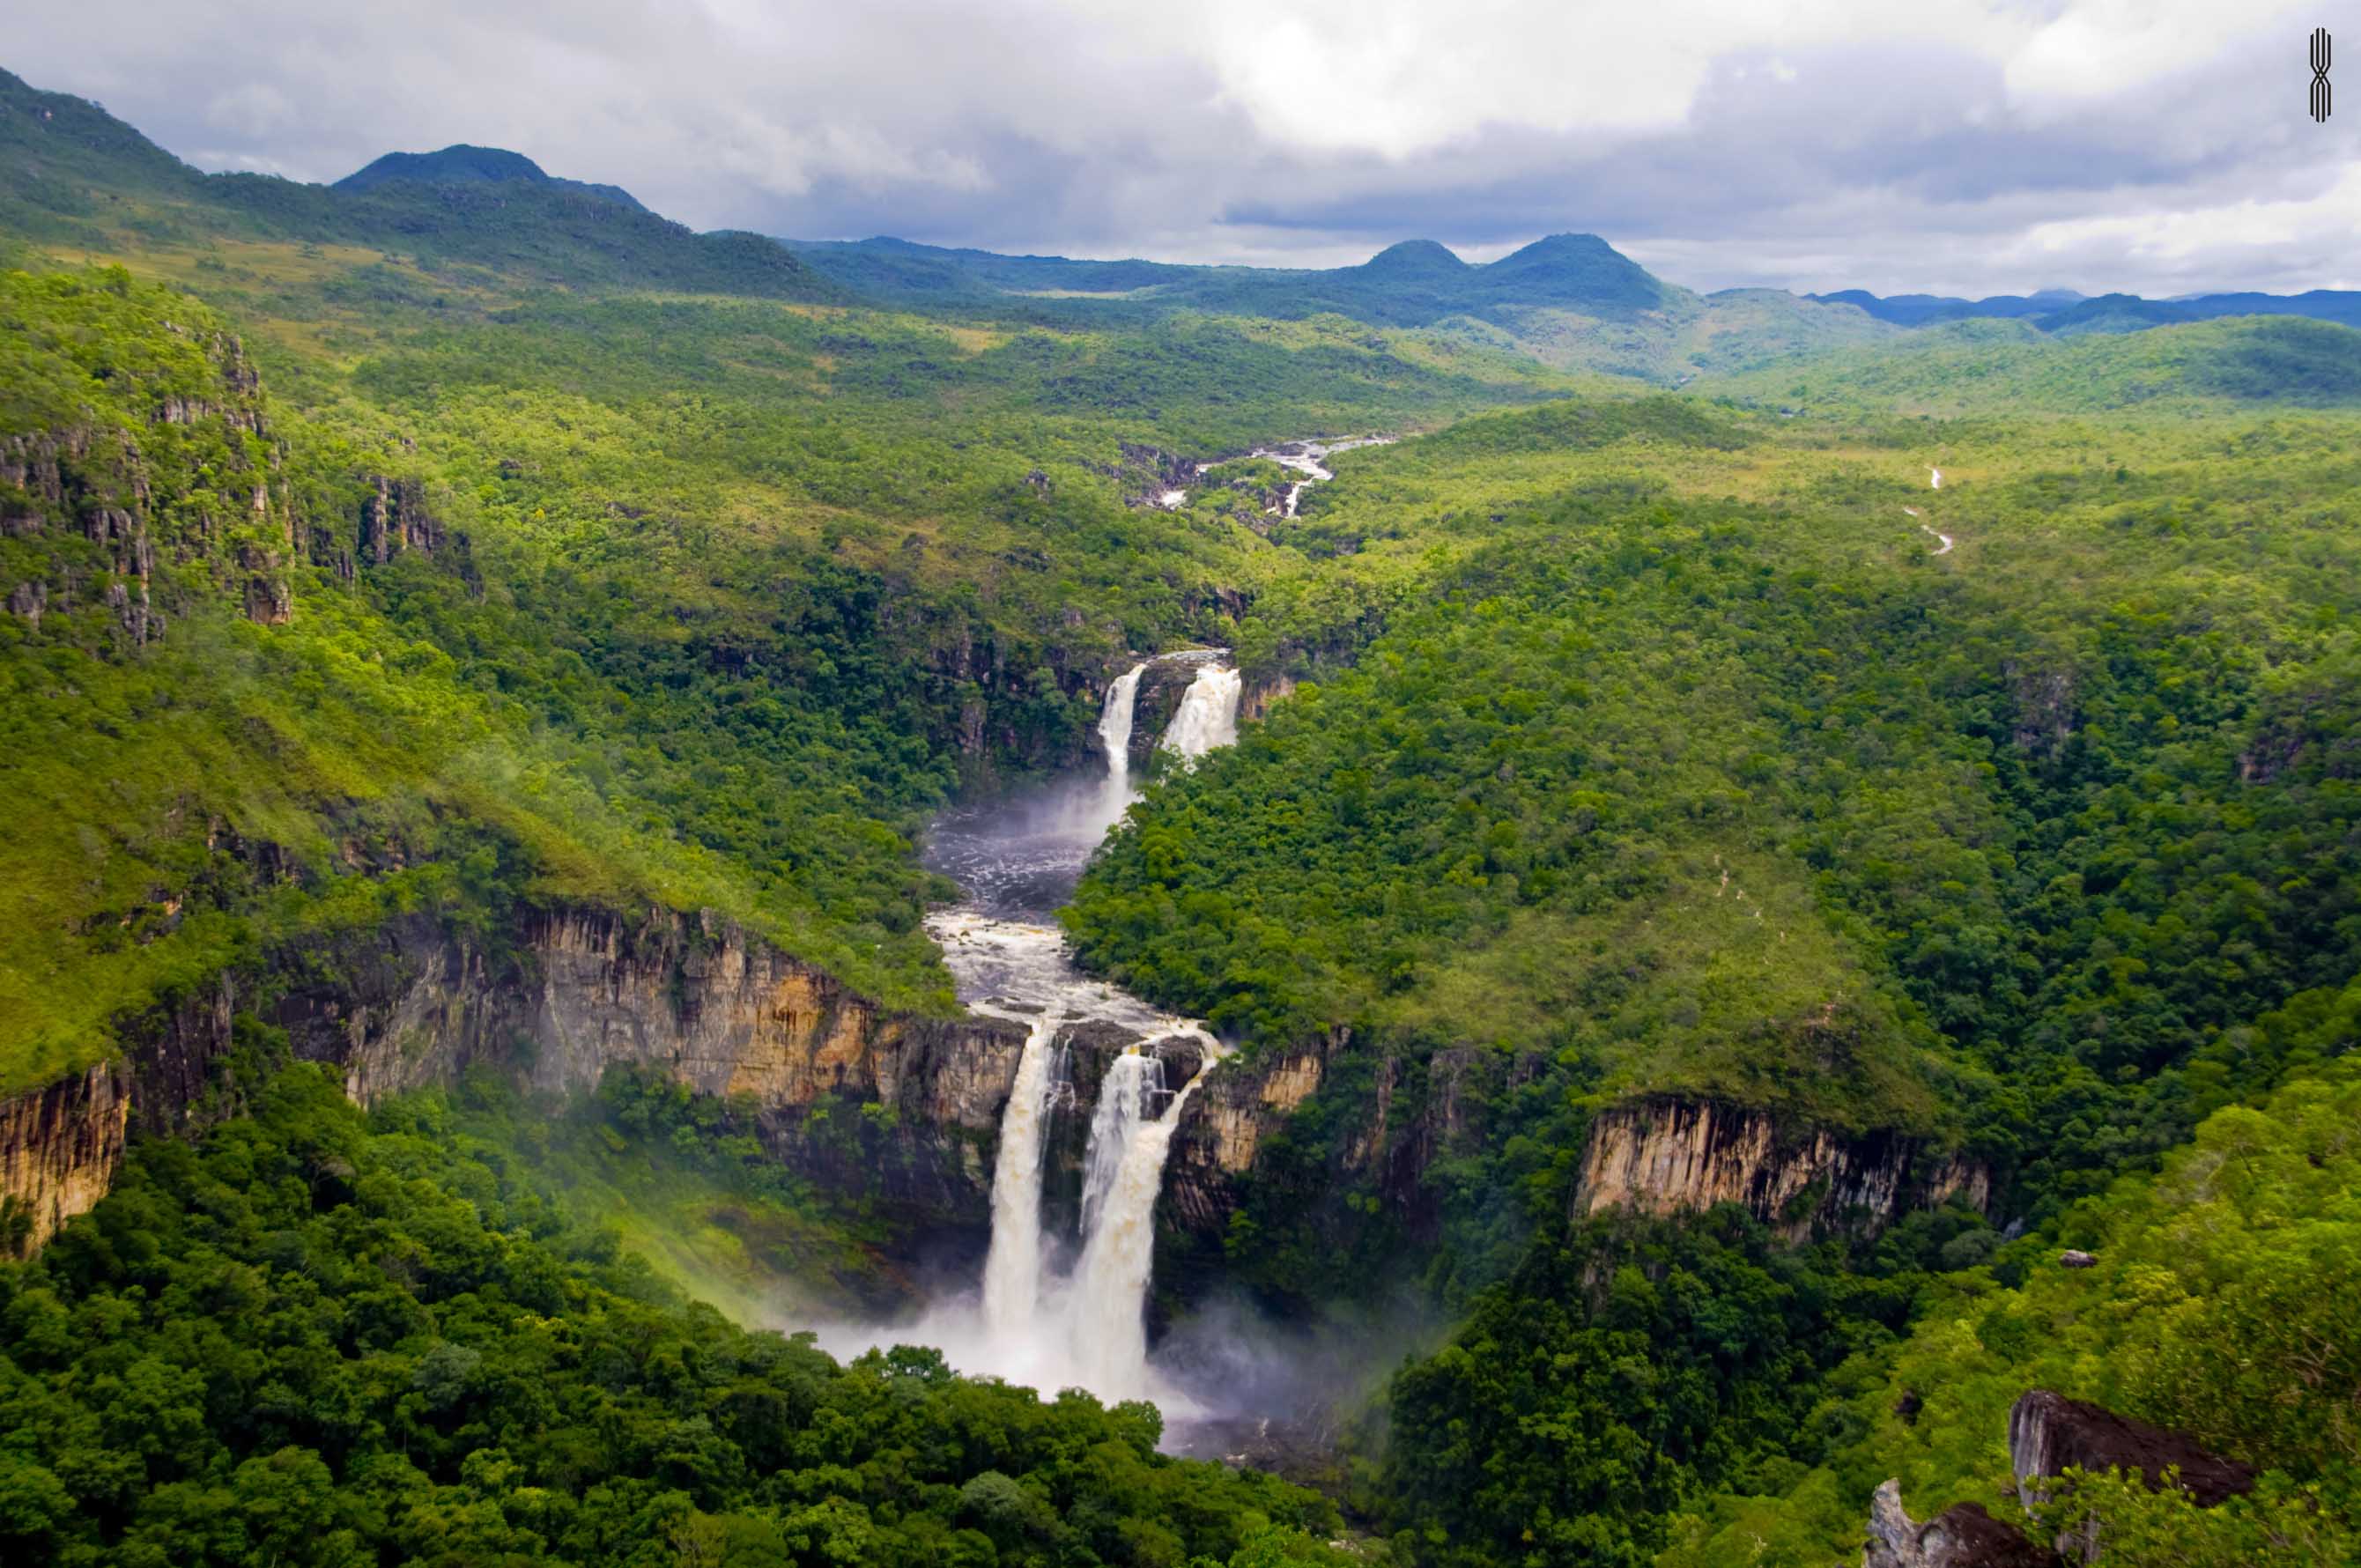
[897,640,1256,1409]
[1080,1051,1162,1240]
[1069,1054,1215,1400]
[980,1006,1064,1335]
[1158,664,1241,758]
[1096,663,1147,824]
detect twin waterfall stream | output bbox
[889,654,1243,1411]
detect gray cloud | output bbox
[9,0,2360,297]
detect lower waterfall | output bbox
[979,1006,1065,1335]
[1070,1054,1211,1397]
[1081,1050,1160,1241]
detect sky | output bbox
[11,0,2361,298]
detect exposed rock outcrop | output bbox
[1862,1480,2057,1568]
[1165,1045,1329,1229]
[1856,1393,2260,1568]
[1240,671,1297,722]
[0,1063,130,1255]
[1574,1098,1988,1234]
[1125,648,1232,768]
[357,474,444,566]
[1104,441,1199,510]
[2009,1390,2256,1513]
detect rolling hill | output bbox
[334,144,650,212]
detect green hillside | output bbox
[333,144,650,212]
[1701,314,2361,415]
[0,69,837,301]
[4,57,2360,1568]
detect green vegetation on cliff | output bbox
[1661,1056,2361,1566]
[7,62,2361,1568]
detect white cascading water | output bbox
[1095,662,1147,826]
[826,542,1275,1416]
[1158,663,1241,757]
[1069,1055,1210,1397]
[1079,1051,1161,1241]
[979,1005,1065,1335]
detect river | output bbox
[814,441,1365,1435]
[898,654,1235,1409]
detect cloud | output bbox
[6,0,2358,296]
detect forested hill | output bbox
[1699,313,2361,415]
[334,145,651,213]
[4,55,2361,1568]
[1815,282,2361,332]
[778,232,1671,322]
[0,69,836,300]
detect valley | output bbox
[2,52,2359,1568]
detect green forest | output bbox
[3,55,2359,1568]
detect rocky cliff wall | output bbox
[1,904,1031,1254]
[0,1063,130,1254]
[1573,1098,1988,1234]
[278,906,1029,1227]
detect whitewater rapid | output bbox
[1258,435,1394,517]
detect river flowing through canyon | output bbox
[813,651,1239,1415]
[806,436,1385,1429]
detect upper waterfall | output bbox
[1096,662,1147,828]
[1158,663,1241,758]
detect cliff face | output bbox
[1,905,1030,1254]
[1573,1098,1988,1234]
[0,1063,130,1254]
[274,906,1030,1227]
[1165,1043,1330,1229]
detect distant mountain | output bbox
[0,67,835,300]
[782,230,1872,381]
[1815,283,2361,336]
[1808,287,2085,326]
[335,144,648,212]
[785,231,1676,327]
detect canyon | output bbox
[2,660,1987,1299]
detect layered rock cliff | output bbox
[1,904,1032,1254]
[0,1063,130,1254]
[278,906,1029,1227]
[1574,1098,1988,1234]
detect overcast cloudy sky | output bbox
[11,0,2361,297]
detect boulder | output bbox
[1863,1480,2057,1568]
[2009,1390,2255,1510]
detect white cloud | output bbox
[6,0,2360,295]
